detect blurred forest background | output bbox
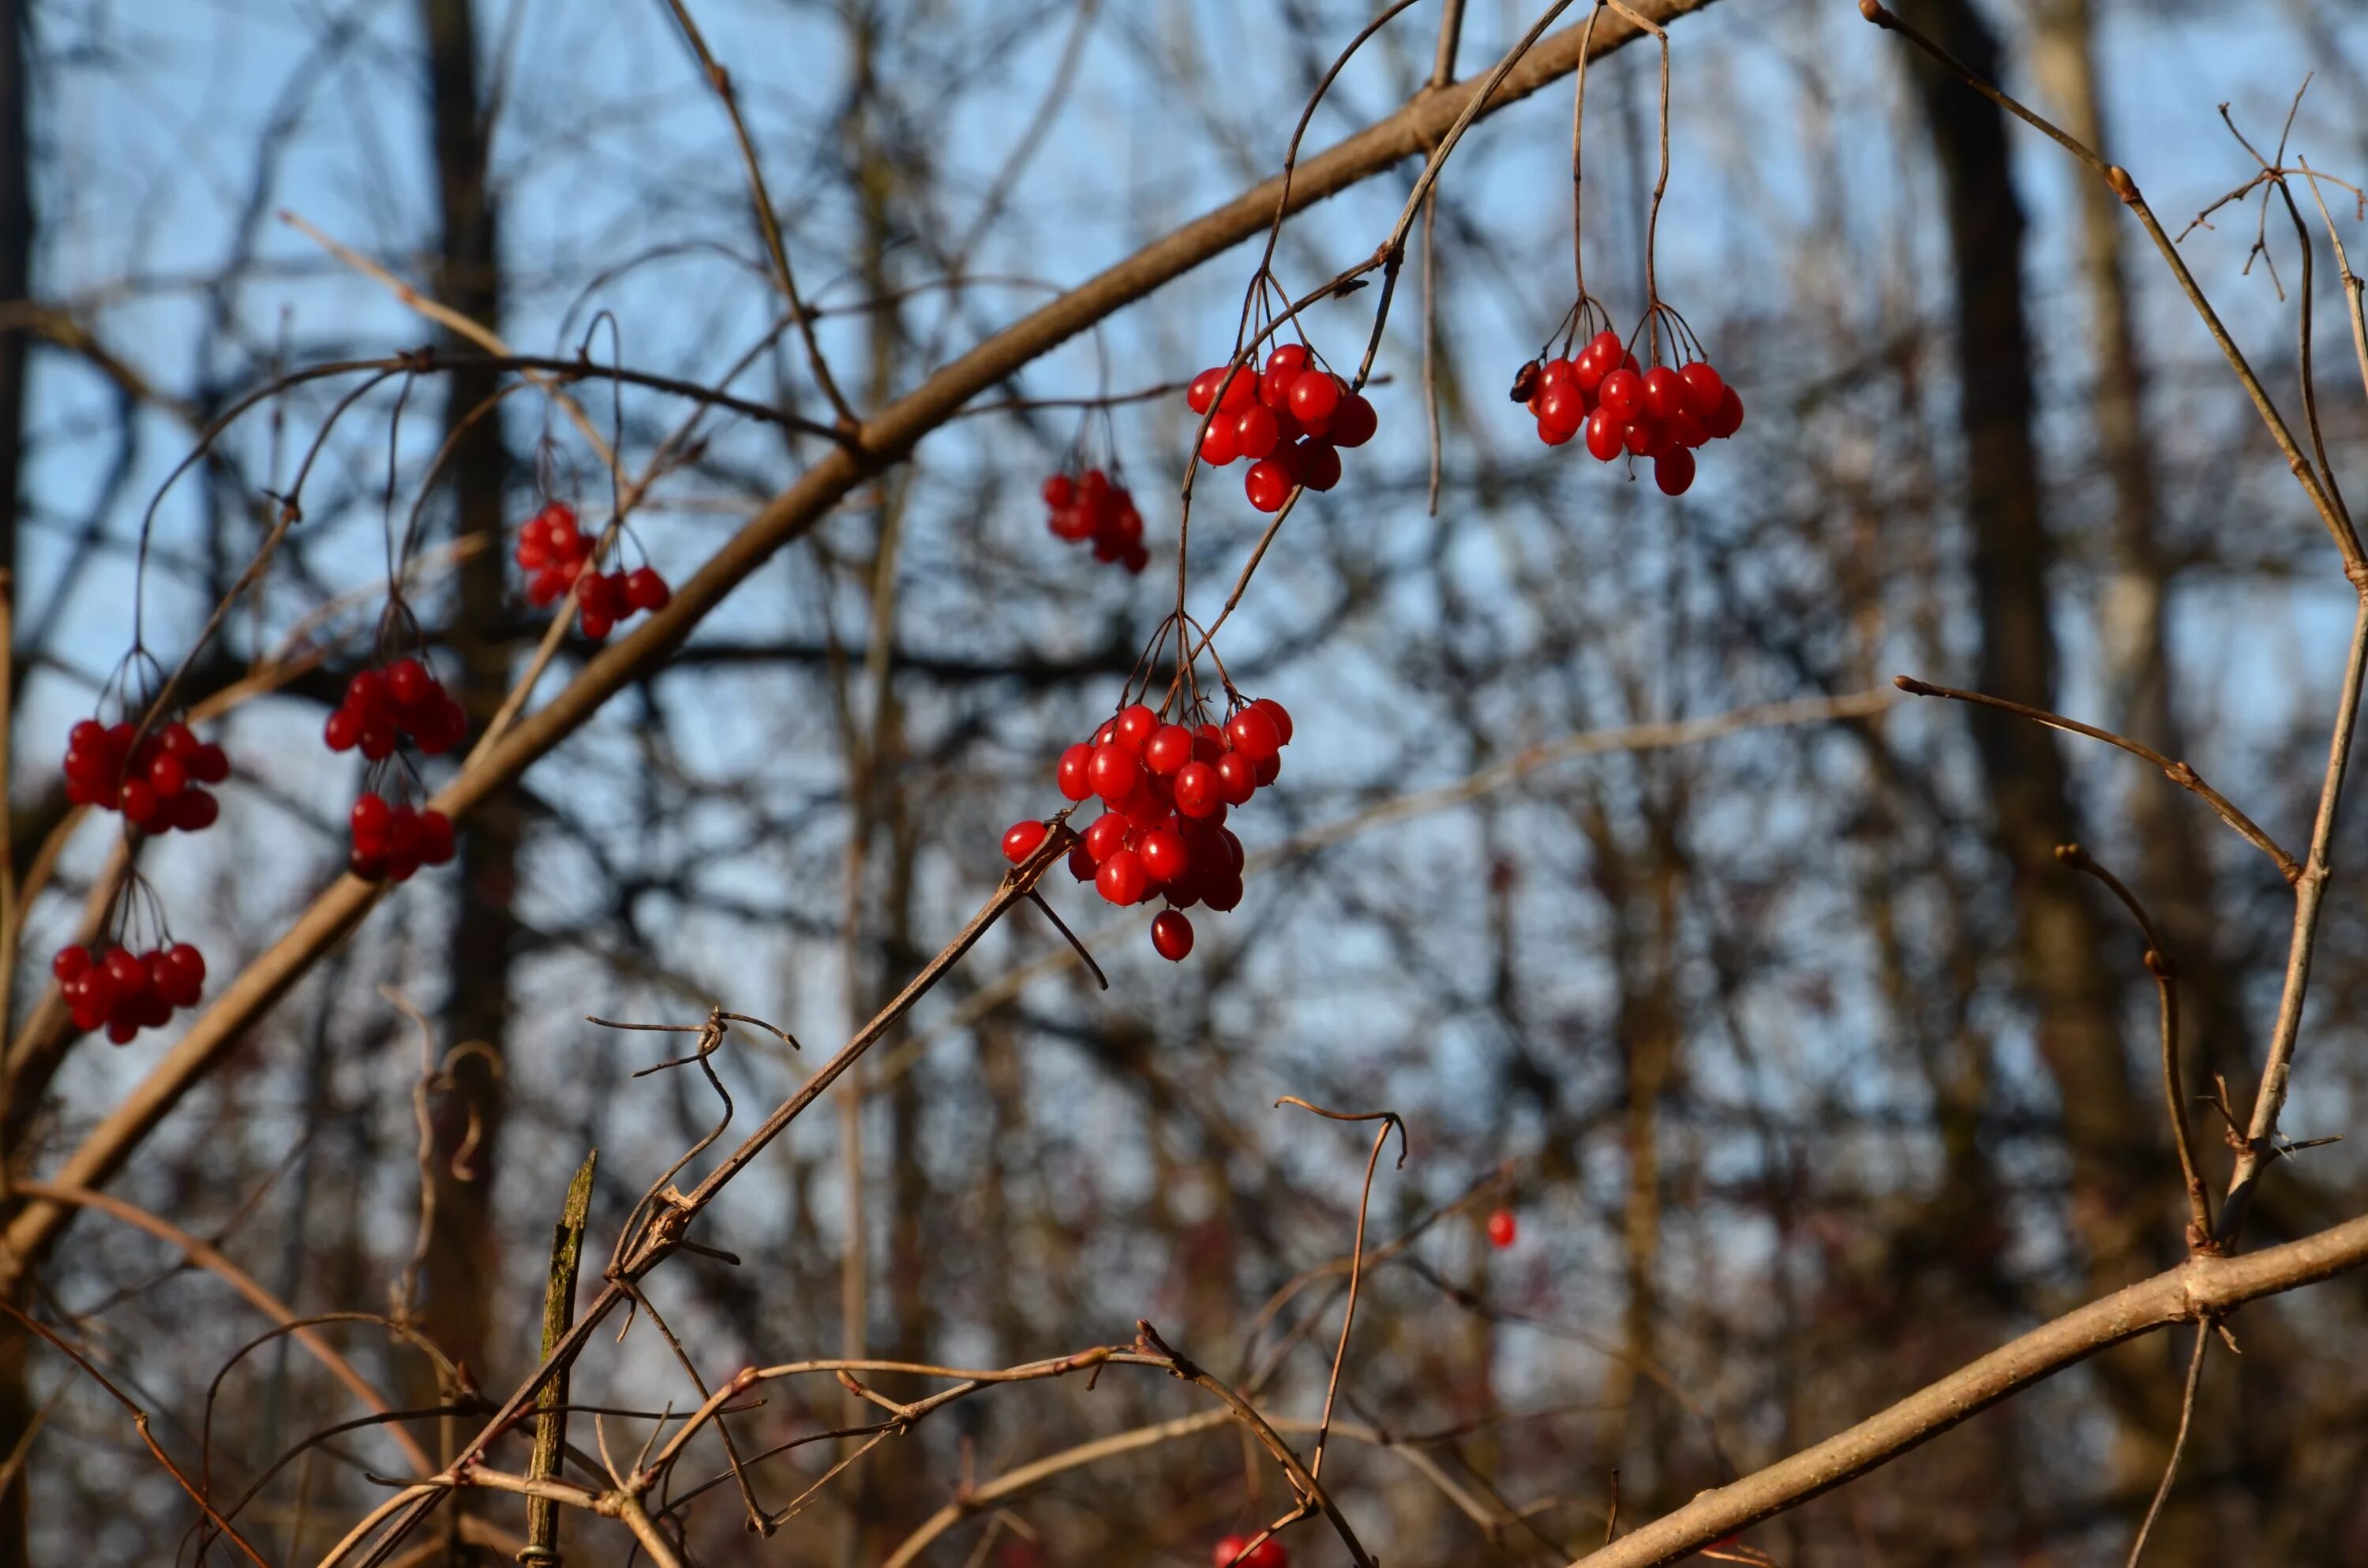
[3,0,2368,1562]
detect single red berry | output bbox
[1213,752,1257,806]
[1584,407,1624,462]
[1145,724,1194,776]
[346,668,390,720]
[627,566,672,613]
[1287,369,1339,425]
[1244,458,1291,513]
[1174,761,1221,819]
[1235,404,1280,462]
[1679,361,1726,417]
[1199,417,1240,467]
[1623,417,1663,458]
[1258,364,1297,412]
[1085,811,1130,863]
[420,810,457,866]
[1115,704,1159,750]
[1186,368,1225,415]
[119,778,160,824]
[1654,447,1696,496]
[1224,708,1281,762]
[1095,847,1148,905]
[148,751,187,799]
[1205,870,1244,913]
[1138,827,1189,883]
[1597,368,1643,422]
[1265,343,1312,377]
[105,946,148,997]
[1642,365,1685,421]
[51,945,91,981]
[172,788,220,832]
[1215,365,1258,413]
[1043,473,1077,508]
[1252,750,1281,786]
[1486,1207,1517,1248]
[1668,407,1710,448]
[164,943,206,1001]
[1295,441,1343,493]
[69,719,106,752]
[1245,1540,1288,1568]
[1329,392,1377,448]
[358,724,397,762]
[579,608,614,642]
[1707,384,1745,439]
[1250,698,1293,746]
[1538,385,1587,443]
[1057,742,1096,802]
[1214,1537,1248,1568]
[191,740,229,784]
[388,658,431,709]
[1151,909,1195,962]
[1002,819,1051,866]
[1067,842,1096,881]
[1088,743,1141,803]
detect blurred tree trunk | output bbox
[418,0,515,1411]
[0,0,30,1551]
[1902,0,2198,1536]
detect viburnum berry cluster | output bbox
[52,940,206,1044]
[60,718,229,834]
[1001,694,1294,963]
[1515,327,1743,496]
[514,500,671,640]
[1041,467,1148,574]
[1186,345,1377,513]
[324,656,462,882]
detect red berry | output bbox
[119,779,159,824]
[1244,458,1291,513]
[1296,441,1343,493]
[1654,447,1696,496]
[1235,404,1280,462]
[1246,1541,1287,1568]
[1199,417,1240,467]
[69,719,106,752]
[1213,752,1257,806]
[148,751,186,799]
[105,946,148,997]
[528,567,568,606]
[163,722,200,759]
[1287,369,1339,425]
[1538,385,1587,443]
[1067,843,1096,881]
[1679,361,1725,417]
[1057,742,1096,802]
[1584,407,1624,462]
[388,658,431,709]
[1115,704,1158,750]
[1224,708,1280,762]
[1186,368,1225,415]
[1088,743,1141,803]
[1215,1537,1248,1568]
[1206,868,1242,911]
[1085,811,1130,863]
[1252,750,1281,787]
[1139,827,1189,883]
[1002,819,1051,865]
[1095,847,1148,905]
[1265,343,1312,377]
[164,943,206,1002]
[1597,368,1643,422]
[346,669,390,720]
[1145,724,1194,776]
[171,788,219,832]
[106,1015,139,1045]
[1668,408,1710,449]
[1151,909,1195,962]
[1043,472,1077,508]
[1174,761,1221,819]
[351,792,392,848]
[1622,418,1662,458]
[1329,392,1377,448]
[1486,1207,1517,1248]
[1642,365,1685,421]
[51,945,91,981]
[627,566,671,613]
[359,724,397,762]
[1707,384,1745,439]
[191,740,230,784]
[1249,698,1293,745]
[420,810,456,866]
[1215,365,1258,413]
[579,608,614,642]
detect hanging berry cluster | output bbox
[1042,469,1148,574]
[61,719,229,834]
[1186,345,1377,514]
[324,657,462,883]
[52,940,207,1044]
[514,500,671,640]
[1002,695,1294,963]
[1516,326,1742,496]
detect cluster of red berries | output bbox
[61,720,230,833]
[1486,1207,1517,1249]
[1517,331,1744,496]
[1186,346,1377,513]
[1041,468,1148,574]
[347,793,457,883]
[324,658,466,760]
[1002,696,1294,963]
[514,501,671,639]
[1213,1536,1288,1568]
[52,941,206,1043]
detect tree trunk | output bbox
[417,0,514,1412]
